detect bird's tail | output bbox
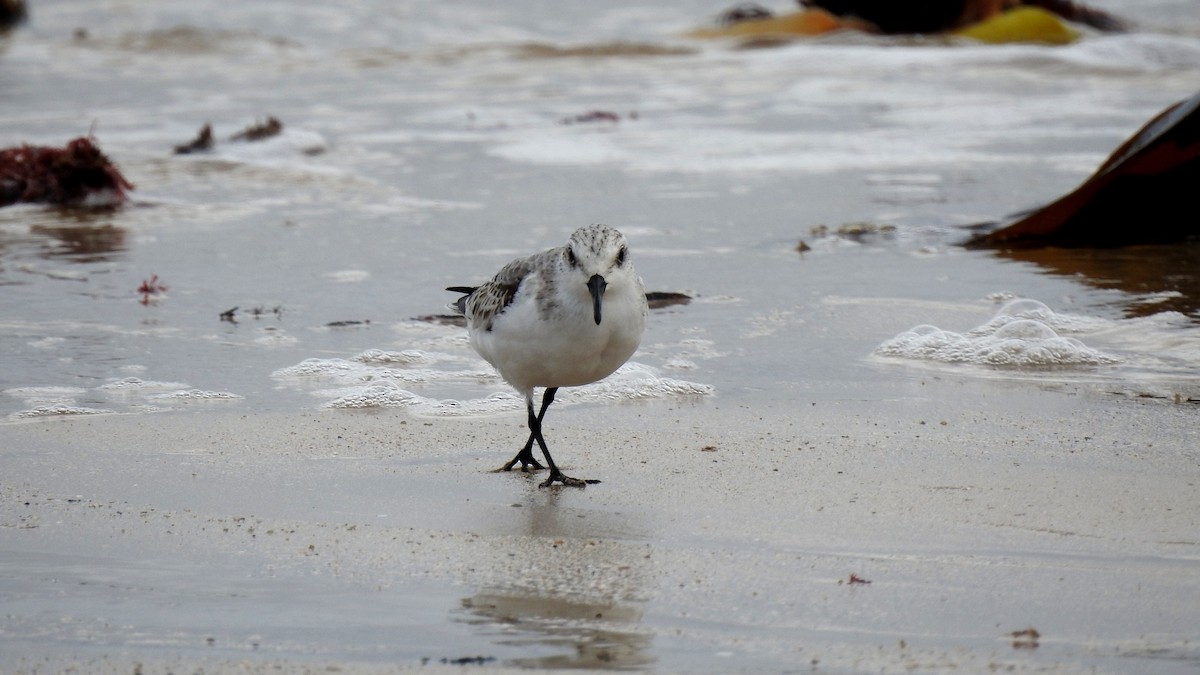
[445,286,476,315]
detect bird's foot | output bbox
[538,471,601,488]
[496,449,545,473]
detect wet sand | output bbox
[2,383,1197,672]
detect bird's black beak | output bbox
[587,274,607,325]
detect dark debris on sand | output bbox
[645,291,692,309]
[173,123,214,154]
[174,117,284,155]
[230,116,283,142]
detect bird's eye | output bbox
[616,246,627,266]
[566,248,578,266]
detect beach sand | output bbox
[2,382,1197,672]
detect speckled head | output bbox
[562,224,635,325]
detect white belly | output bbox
[472,291,645,394]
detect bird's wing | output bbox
[460,255,538,332]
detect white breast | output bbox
[471,269,646,395]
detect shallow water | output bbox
[4,1,1200,418]
[2,0,1200,670]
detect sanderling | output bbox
[448,224,648,488]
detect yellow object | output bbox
[686,10,845,40]
[955,7,1079,45]
[688,6,1079,46]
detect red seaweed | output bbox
[0,136,134,207]
[138,274,168,305]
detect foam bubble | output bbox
[273,356,498,388]
[561,362,716,404]
[149,389,244,401]
[11,405,115,418]
[876,300,1118,369]
[319,383,423,409]
[970,299,1108,337]
[273,358,360,378]
[992,319,1058,341]
[663,357,698,370]
[995,298,1055,322]
[352,349,435,366]
[320,383,524,416]
[98,377,191,392]
[310,360,714,416]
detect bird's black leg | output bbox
[524,388,599,488]
[497,388,555,472]
[499,435,542,472]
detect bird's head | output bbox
[563,224,636,325]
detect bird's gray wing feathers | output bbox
[448,255,540,331]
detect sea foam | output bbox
[876,299,1118,368]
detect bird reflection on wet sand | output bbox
[456,592,653,670]
[450,488,653,669]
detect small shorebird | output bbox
[448,224,647,487]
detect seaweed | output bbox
[1,136,134,207]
